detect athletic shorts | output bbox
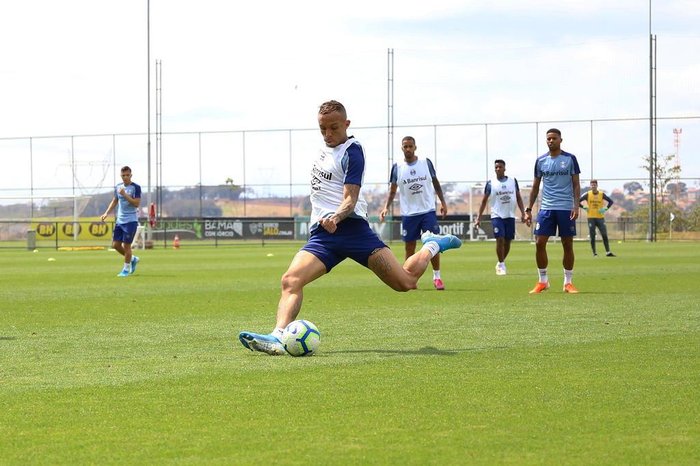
[401,211,439,242]
[113,221,139,244]
[302,217,388,272]
[491,217,516,240]
[533,210,576,237]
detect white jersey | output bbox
[309,136,368,231]
[389,158,437,217]
[485,176,520,219]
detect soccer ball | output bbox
[281,320,321,357]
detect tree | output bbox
[641,153,681,204]
[623,181,643,195]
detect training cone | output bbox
[173,234,180,249]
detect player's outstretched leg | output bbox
[421,231,462,253]
[239,331,286,355]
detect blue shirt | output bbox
[533,151,580,210]
[115,182,141,224]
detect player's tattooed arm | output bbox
[333,184,360,223]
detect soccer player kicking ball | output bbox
[238,101,461,355]
[524,128,581,294]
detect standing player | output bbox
[379,136,449,290]
[474,159,526,275]
[101,166,141,277]
[524,129,581,294]
[579,179,616,257]
[238,101,461,355]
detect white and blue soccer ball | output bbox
[281,320,321,357]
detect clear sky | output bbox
[1,0,698,193]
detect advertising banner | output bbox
[31,218,113,241]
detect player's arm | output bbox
[101,196,118,221]
[578,192,588,210]
[379,183,398,222]
[524,176,541,227]
[475,183,490,228]
[118,187,141,208]
[603,193,613,208]
[321,184,360,233]
[571,173,581,220]
[432,177,448,218]
[515,179,526,222]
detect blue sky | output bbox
[0,0,698,195]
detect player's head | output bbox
[494,159,506,177]
[546,128,562,152]
[120,166,133,184]
[590,179,599,191]
[318,100,350,148]
[401,136,417,159]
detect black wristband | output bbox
[525,207,532,213]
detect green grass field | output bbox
[1,241,699,465]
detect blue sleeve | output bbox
[484,181,492,196]
[426,158,437,179]
[344,143,365,186]
[389,163,398,184]
[534,157,542,179]
[603,193,613,207]
[569,153,581,175]
[133,183,142,199]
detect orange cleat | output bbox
[563,283,579,294]
[529,282,550,294]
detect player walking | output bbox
[474,159,526,275]
[380,136,449,290]
[101,166,141,277]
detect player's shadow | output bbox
[0,336,17,341]
[326,346,498,356]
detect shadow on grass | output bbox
[325,345,502,356]
[0,336,17,340]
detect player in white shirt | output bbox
[475,159,526,275]
[238,101,462,355]
[380,136,449,290]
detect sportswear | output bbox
[484,176,520,219]
[389,158,438,216]
[309,137,368,232]
[115,182,141,224]
[579,190,613,219]
[533,151,581,210]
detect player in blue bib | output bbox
[101,166,141,277]
[524,129,581,294]
[238,101,462,355]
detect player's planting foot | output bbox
[117,270,129,277]
[433,278,445,290]
[239,331,286,355]
[563,283,579,293]
[495,264,507,276]
[606,252,616,257]
[529,282,550,294]
[130,256,140,274]
[421,231,462,253]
